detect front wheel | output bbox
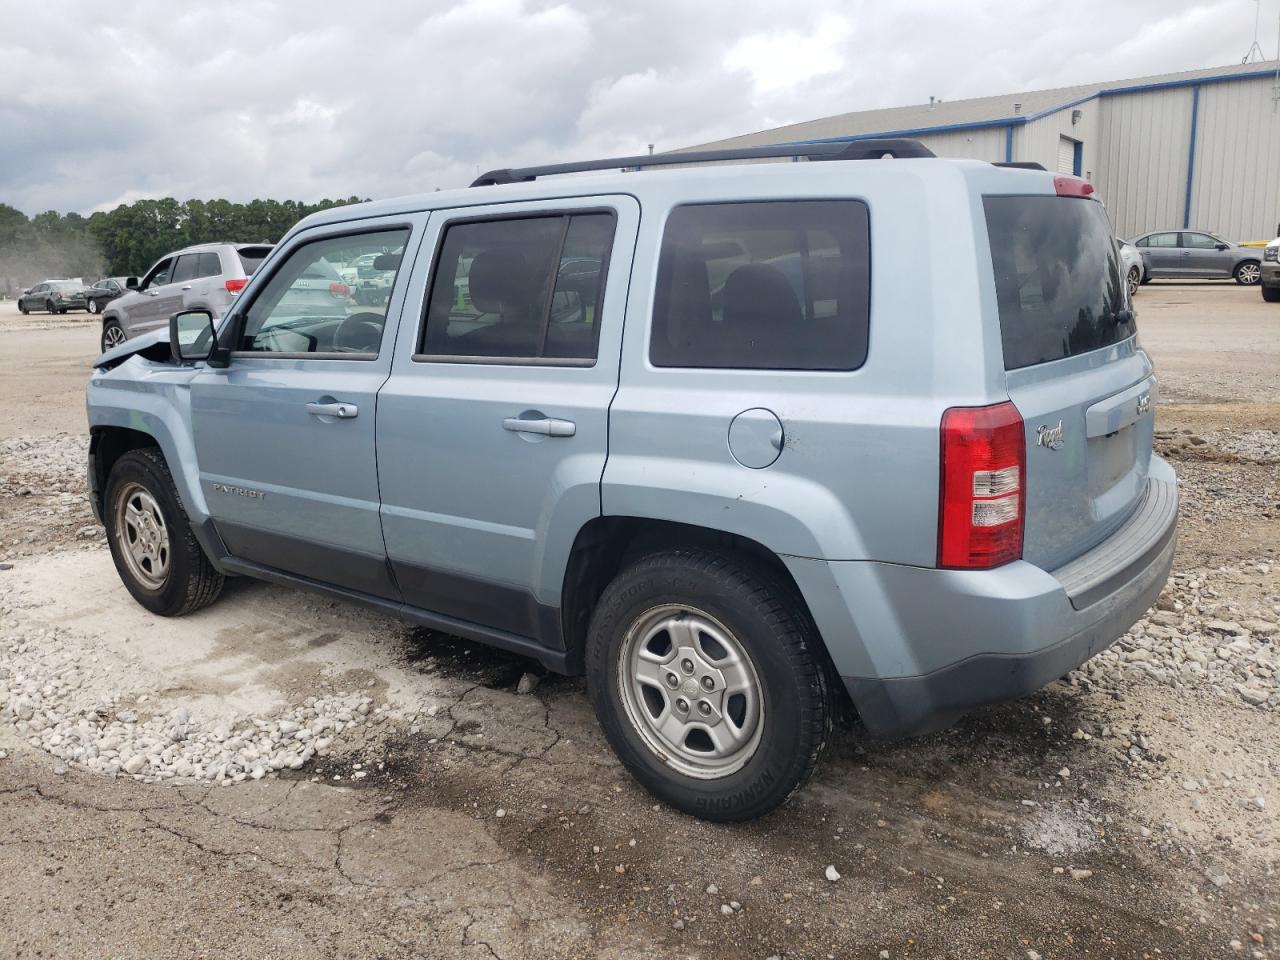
[1127,266,1141,297]
[101,320,126,352]
[1263,285,1280,303]
[1236,261,1262,285]
[18,301,28,315]
[586,548,831,821]
[104,449,224,616]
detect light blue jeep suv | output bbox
[86,141,1177,821]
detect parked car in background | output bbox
[1261,238,1279,302]
[1130,230,1262,284]
[1117,238,1143,296]
[85,277,138,314]
[99,242,273,352]
[18,279,89,314]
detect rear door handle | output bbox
[306,401,358,419]
[503,416,575,437]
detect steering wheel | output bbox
[333,312,385,352]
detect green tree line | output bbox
[0,196,364,295]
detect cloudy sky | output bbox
[1,0,1272,215]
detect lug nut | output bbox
[675,698,689,713]
[680,658,695,675]
[665,673,679,688]
[700,676,714,691]
[697,701,712,716]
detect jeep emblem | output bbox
[1036,420,1065,450]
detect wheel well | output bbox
[90,427,160,503]
[560,518,836,679]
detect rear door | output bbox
[1139,232,1181,276]
[376,196,638,648]
[984,193,1153,571]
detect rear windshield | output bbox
[237,246,273,275]
[984,196,1132,370]
[51,281,81,292]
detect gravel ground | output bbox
[1,286,1278,959]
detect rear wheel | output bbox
[104,449,224,616]
[1235,261,1261,285]
[87,298,100,314]
[45,299,56,314]
[586,548,831,821]
[1263,285,1280,303]
[1127,265,1140,296]
[101,320,126,352]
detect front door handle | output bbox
[503,415,575,437]
[306,401,358,419]
[181,284,192,290]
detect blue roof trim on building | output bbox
[784,67,1278,145]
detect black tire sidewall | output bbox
[586,551,827,821]
[104,451,205,616]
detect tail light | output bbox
[329,281,351,298]
[225,278,248,294]
[938,402,1025,569]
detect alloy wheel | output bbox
[1238,262,1261,285]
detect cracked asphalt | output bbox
[1,287,1278,959]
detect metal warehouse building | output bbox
[691,61,1280,242]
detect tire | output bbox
[1127,266,1140,297]
[103,448,224,617]
[18,301,28,315]
[586,548,830,821]
[88,299,100,315]
[1263,285,1280,303]
[1235,261,1261,285]
[101,320,127,352]
[46,299,56,314]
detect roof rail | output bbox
[470,138,936,187]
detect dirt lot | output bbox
[1,285,1277,960]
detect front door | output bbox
[189,217,423,599]
[376,196,639,648]
[1180,232,1232,276]
[131,256,183,334]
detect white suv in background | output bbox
[99,242,272,352]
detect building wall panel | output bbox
[1191,76,1280,241]
[1093,87,1192,238]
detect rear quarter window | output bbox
[984,195,1132,370]
[650,200,870,371]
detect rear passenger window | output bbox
[197,252,222,277]
[421,212,615,363]
[650,201,871,370]
[171,255,200,284]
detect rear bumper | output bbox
[791,458,1178,738]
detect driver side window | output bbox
[237,228,409,357]
[142,258,174,291]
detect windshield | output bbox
[985,195,1132,370]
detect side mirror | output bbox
[170,310,218,363]
[126,277,139,289]
[1215,242,1229,251]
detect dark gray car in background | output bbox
[1131,229,1262,284]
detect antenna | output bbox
[1242,0,1266,62]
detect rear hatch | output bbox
[984,190,1154,571]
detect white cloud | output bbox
[0,0,1253,215]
